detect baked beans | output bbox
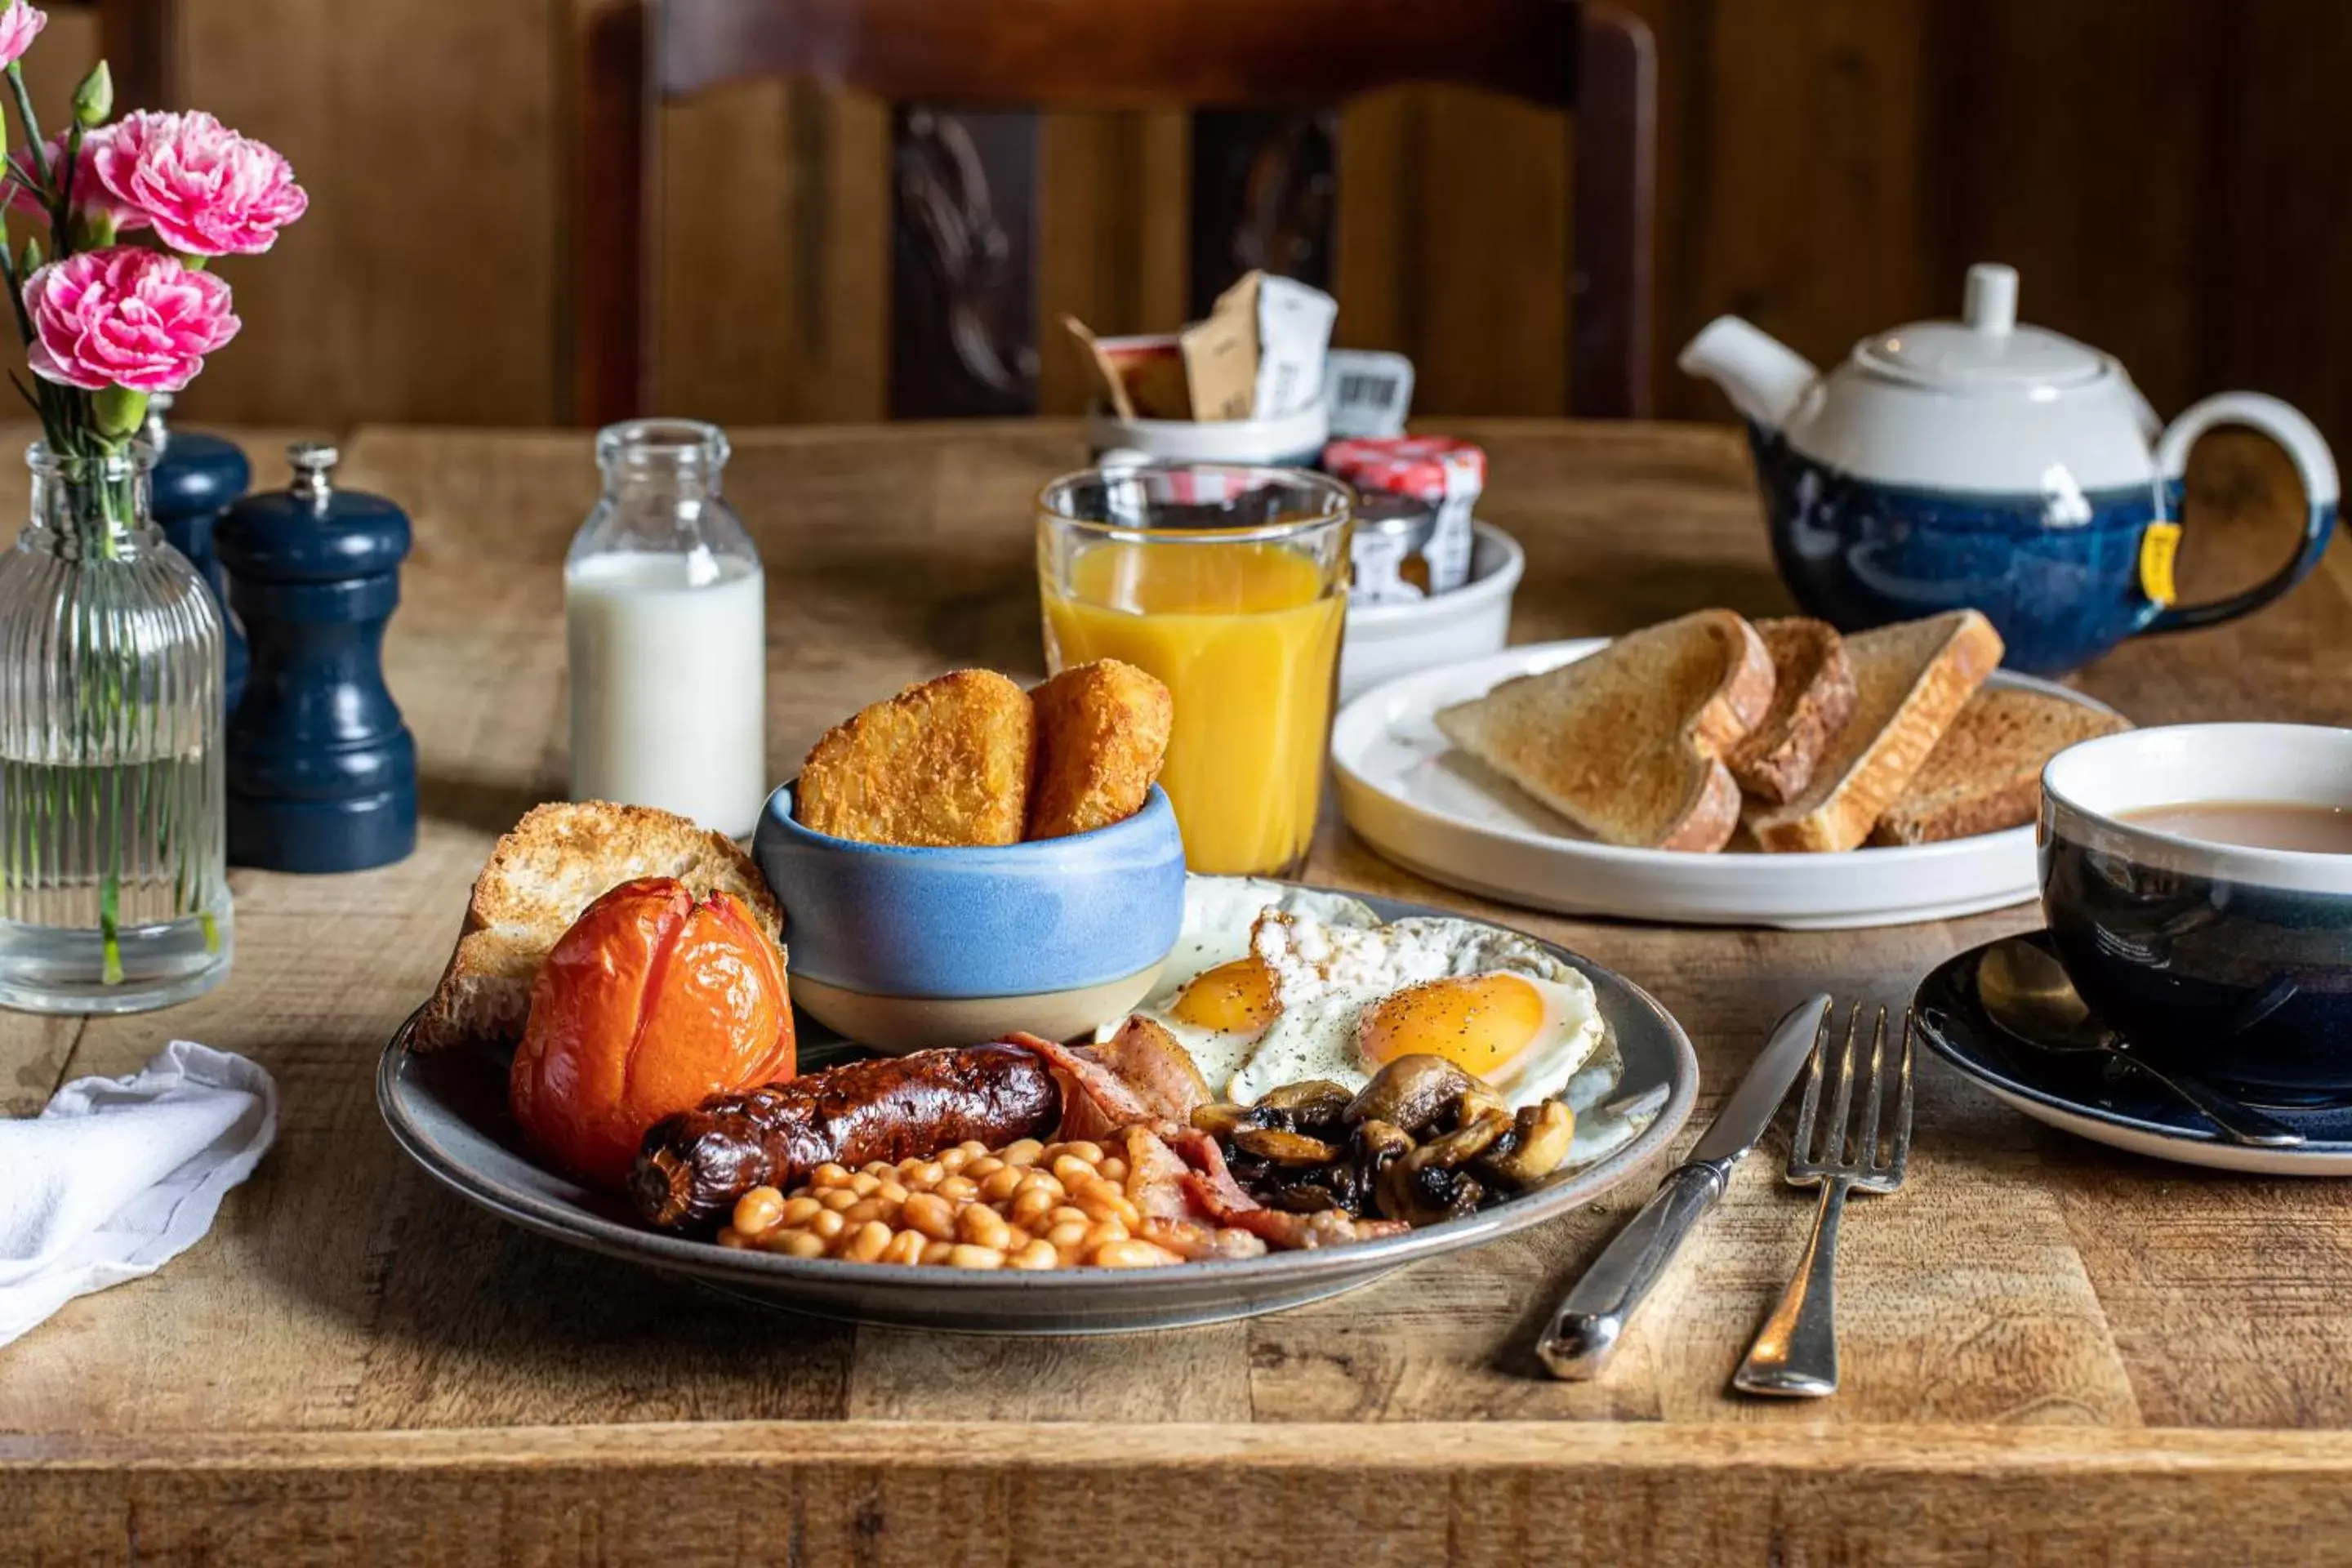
[727,1138,1185,1270]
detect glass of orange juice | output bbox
[1038,464,1351,877]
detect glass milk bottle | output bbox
[566,421,767,837]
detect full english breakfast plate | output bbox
[1333,637,2127,930]
[378,881,1696,1334]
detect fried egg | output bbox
[1128,895,1606,1110]
[1108,878,1379,1085]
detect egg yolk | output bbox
[1356,973,1546,1080]
[1169,956,1282,1034]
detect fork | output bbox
[1731,1002,1914,1398]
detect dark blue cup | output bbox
[2040,724,2352,1105]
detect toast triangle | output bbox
[1745,609,2004,853]
[1869,685,2131,844]
[1435,609,1775,852]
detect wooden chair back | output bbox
[575,0,1655,424]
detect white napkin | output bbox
[0,1040,278,1348]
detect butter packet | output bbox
[1206,270,1338,419]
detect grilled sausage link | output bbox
[628,1040,1062,1232]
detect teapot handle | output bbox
[2145,392,2339,635]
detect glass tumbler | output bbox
[1038,464,1352,877]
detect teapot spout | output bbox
[1678,317,1818,433]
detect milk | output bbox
[566,550,767,837]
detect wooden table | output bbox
[7,420,2352,1564]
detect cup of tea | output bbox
[2039,723,2352,1104]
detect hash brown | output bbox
[1027,660,1174,840]
[796,669,1036,847]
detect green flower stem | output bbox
[6,62,46,196]
[7,62,48,188]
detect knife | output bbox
[1535,994,1830,1380]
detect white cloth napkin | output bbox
[0,1040,278,1348]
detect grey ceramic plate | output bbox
[376,889,1698,1334]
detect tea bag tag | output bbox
[2139,520,2183,606]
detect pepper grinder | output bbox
[143,393,254,712]
[213,443,417,872]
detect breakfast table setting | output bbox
[0,0,2350,1555]
[8,400,2352,1563]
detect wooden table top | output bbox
[7,419,2352,1565]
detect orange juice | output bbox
[1044,539,1344,875]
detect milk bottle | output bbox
[565,421,766,837]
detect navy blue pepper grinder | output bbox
[213,443,418,873]
[144,393,254,711]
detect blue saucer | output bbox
[1914,930,2352,1174]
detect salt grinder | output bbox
[213,443,417,872]
[143,393,254,711]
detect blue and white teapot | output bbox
[1682,263,2338,675]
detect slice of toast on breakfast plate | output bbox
[1435,608,1775,853]
[1726,617,1856,805]
[412,801,782,1053]
[1870,684,2131,845]
[1745,608,2003,853]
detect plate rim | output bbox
[376,884,1701,1300]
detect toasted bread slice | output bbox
[1435,609,1775,852]
[412,802,783,1053]
[1727,617,1856,804]
[1869,687,2131,845]
[1027,659,1174,840]
[1745,610,2003,853]
[797,669,1036,847]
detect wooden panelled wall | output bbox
[34,0,2352,460]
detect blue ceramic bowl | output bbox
[2040,724,2352,1105]
[754,782,1187,1051]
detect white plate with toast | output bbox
[1333,637,2125,930]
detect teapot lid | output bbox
[1853,264,2106,393]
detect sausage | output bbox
[627,1039,1062,1232]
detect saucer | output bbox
[1913,930,2352,1175]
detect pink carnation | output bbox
[0,2,46,70]
[88,110,306,257]
[24,246,239,393]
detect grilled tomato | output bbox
[510,876,795,1190]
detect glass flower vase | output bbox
[0,442,233,1013]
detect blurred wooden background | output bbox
[29,0,2352,461]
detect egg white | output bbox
[1111,889,1607,1111]
[1115,876,1379,1038]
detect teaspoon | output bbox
[1976,938,2304,1149]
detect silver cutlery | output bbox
[1976,936,2303,1148]
[1537,994,1831,1380]
[1732,1001,1914,1399]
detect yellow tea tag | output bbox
[2140,520,2183,605]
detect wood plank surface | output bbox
[3,419,2351,1563]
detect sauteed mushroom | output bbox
[1258,1080,1356,1121]
[1376,1157,1485,1226]
[1354,1118,1414,1166]
[1191,1101,1253,1140]
[1233,1127,1342,1165]
[1476,1101,1576,1189]
[1346,1054,1477,1132]
[1410,1104,1514,1169]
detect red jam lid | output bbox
[1322,436,1486,501]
